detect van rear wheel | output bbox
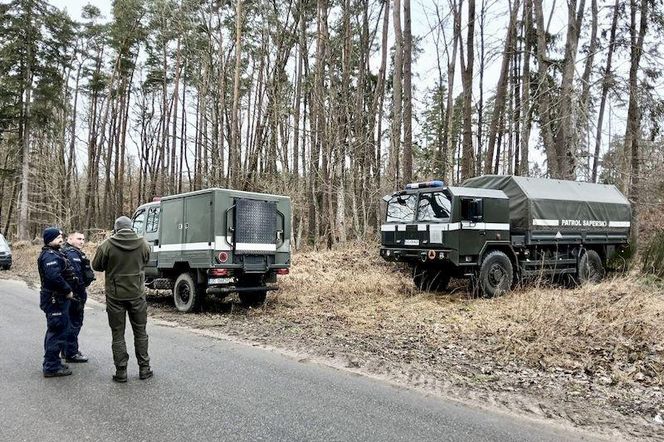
[173,272,203,313]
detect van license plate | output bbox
[208,277,234,285]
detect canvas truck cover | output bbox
[462,175,631,232]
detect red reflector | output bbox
[276,268,289,275]
[210,268,230,277]
[217,252,229,263]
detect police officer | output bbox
[38,227,76,377]
[62,230,95,363]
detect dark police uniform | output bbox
[38,246,74,374]
[62,243,94,359]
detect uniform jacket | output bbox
[92,229,150,300]
[62,243,87,296]
[38,247,73,298]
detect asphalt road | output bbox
[0,279,598,441]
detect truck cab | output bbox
[380,181,512,295]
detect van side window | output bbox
[132,209,146,236]
[461,198,484,222]
[146,207,160,233]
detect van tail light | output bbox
[276,268,289,275]
[217,252,229,263]
[210,268,230,277]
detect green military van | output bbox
[131,188,291,312]
[380,176,631,297]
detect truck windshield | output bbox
[417,192,451,222]
[386,194,417,223]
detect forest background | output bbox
[1,0,663,250]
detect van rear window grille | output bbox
[235,198,277,251]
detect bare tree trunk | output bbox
[388,0,403,189]
[485,0,520,175]
[591,0,619,183]
[402,0,413,183]
[553,0,586,180]
[18,10,33,241]
[230,0,244,188]
[625,0,648,250]
[519,0,533,176]
[533,0,558,177]
[459,0,476,180]
[443,0,460,183]
[476,0,486,175]
[577,0,597,178]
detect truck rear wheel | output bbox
[412,265,450,292]
[578,250,605,284]
[478,251,513,297]
[173,272,203,313]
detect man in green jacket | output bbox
[92,216,153,383]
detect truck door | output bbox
[144,205,160,274]
[159,198,184,268]
[459,198,485,261]
[183,193,213,267]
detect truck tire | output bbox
[578,250,605,284]
[173,272,203,313]
[478,250,513,297]
[412,265,450,292]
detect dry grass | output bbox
[272,243,664,384]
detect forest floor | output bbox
[6,241,664,440]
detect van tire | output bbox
[478,250,513,297]
[578,250,605,284]
[173,273,202,313]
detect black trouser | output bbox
[65,292,86,358]
[106,296,150,369]
[41,294,70,373]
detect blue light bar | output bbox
[405,180,445,190]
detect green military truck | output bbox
[131,188,291,312]
[380,176,631,297]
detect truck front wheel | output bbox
[173,272,203,313]
[578,250,605,284]
[477,251,513,297]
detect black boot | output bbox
[139,366,153,380]
[113,367,127,383]
[66,352,88,363]
[44,367,72,378]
